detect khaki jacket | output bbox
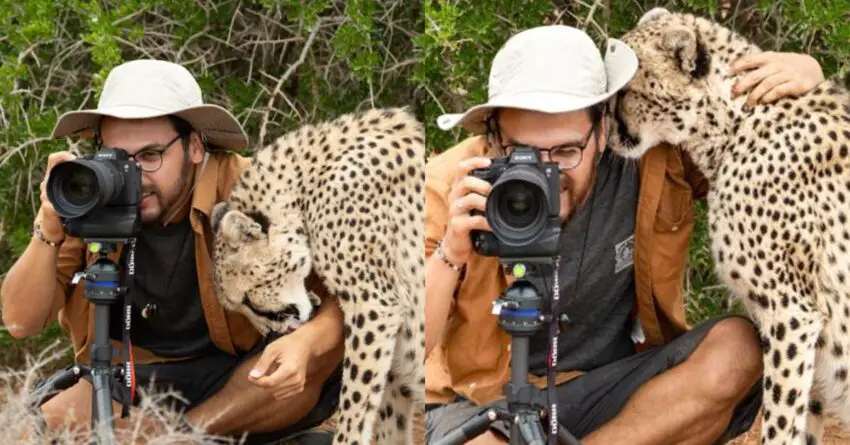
[424,136,709,406]
[43,152,285,365]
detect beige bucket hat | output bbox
[437,25,639,134]
[51,59,249,151]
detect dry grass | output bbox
[0,341,427,445]
[0,342,240,444]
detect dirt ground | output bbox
[728,412,850,445]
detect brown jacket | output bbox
[44,152,262,365]
[425,136,709,406]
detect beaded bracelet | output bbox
[34,220,64,248]
[435,239,465,274]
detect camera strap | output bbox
[547,255,561,445]
[120,238,138,418]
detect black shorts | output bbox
[52,333,341,443]
[425,315,762,444]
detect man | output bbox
[0,60,344,443]
[424,25,826,444]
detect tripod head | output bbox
[435,259,582,445]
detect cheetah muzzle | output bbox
[211,107,425,445]
[609,8,850,445]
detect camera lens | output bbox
[47,160,124,219]
[486,165,552,246]
[63,169,97,205]
[498,181,541,229]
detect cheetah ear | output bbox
[211,202,230,234]
[663,26,710,79]
[220,209,263,243]
[638,7,670,27]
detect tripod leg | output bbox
[556,425,582,445]
[432,409,501,445]
[31,365,87,409]
[90,367,117,444]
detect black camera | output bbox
[470,146,562,261]
[46,147,142,240]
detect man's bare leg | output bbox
[40,379,167,442]
[183,348,340,435]
[40,343,342,440]
[453,318,763,445]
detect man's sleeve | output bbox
[681,149,709,200]
[43,232,86,329]
[424,170,452,260]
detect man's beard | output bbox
[142,155,192,227]
[558,165,598,223]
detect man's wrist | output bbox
[33,220,64,248]
[435,239,466,273]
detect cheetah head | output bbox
[210,202,317,336]
[608,9,759,167]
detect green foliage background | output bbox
[1,0,849,369]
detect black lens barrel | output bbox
[47,160,125,219]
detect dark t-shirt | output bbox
[110,218,217,358]
[527,150,639,375]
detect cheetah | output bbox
[210,107,425,445]
[608,8,850,445]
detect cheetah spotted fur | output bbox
[210,107,425,445]
[608,8,850,445]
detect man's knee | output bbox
[40,380,94,432]
[692,317,763,402]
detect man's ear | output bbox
[188,131,205,164]
[663,27,710,79]
[220,209,263,243]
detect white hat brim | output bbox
[438,37,639,134]
[51,103,249,151]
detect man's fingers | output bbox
[746,74,789,106]
[254,362,298,389]
[449,192,487,216]
[449,176,492,204]
[248,350,278,381]
[449,214,491,236]
[273,386,302,401]
[733,65,779,98]
[46,152,76,171]
[454,157,492,182]
[730,52,771,74]
[760,82,800,105]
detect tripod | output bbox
[32,241,131,444]
[434,276,582,445]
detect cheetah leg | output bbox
[372,368,415,444]
[373,315,423,445]
[756,294,823,445]
[805,392,825,445]
[332,304,402,445]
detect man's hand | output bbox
[38,151,77,243]
[441,156,494,267]
[248,333,311,401]
[731,51,824,106]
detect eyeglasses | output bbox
[496,118,601,171]
[104,134,183,173]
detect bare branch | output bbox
[257,18,323,147]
